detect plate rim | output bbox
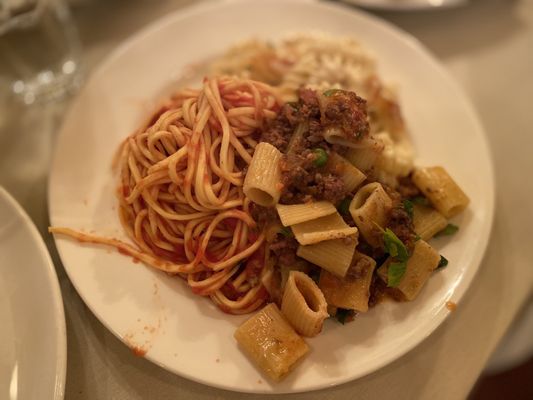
[48,0,495,393]
[0,186,67,400]
[340,0,468,11]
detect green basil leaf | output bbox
[383,228,409,262]
[435,223,459,237]
[387,261,407,287]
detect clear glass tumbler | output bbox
[0,0,83,104]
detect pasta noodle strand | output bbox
[50,76,281,314]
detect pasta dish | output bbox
[50,33,469,381]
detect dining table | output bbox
[0,0,531,398]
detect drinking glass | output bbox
[0,0,83,104]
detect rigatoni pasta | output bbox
[275,201,337,227]
[345,146,379,172]
[323,126,362,148]
[327,152,366,193]
[243,142,283,207]
[413,204,448,241]
[349,182,392,247]
[281,271,329,337]
[412,166,470,218]
[234,303,309,381]
[291,212,358,245]
[377,240,440,301]
[297,236,358,277]
[318,252,376,312]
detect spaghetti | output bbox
[51,76,281,314]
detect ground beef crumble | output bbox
[322,90,370,140]
[254,87,419,310]
[269,235,299,267]
[397,175,421,199]
[387,205,416,251]
[260,88,370,204]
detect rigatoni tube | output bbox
[349,182,392,247]
[296,235,357,277]
[291,212,358,245]
[276,201,337,227]
[377,240,440,301]
[281,271,329,337]
[323,126,377,149]
[234,303,309,381]
[319,251,376,312]
[243,142,283,207]
[345,146,378,172]
[412,166,470,218]
[327,152,366,193]
[413,204,448,241]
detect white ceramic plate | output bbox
[0,187,66,399]
[342,0,468,11]
[48,0,494,393]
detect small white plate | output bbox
[342,0,468,11]
[49,0,494,393]
[0,187,66,399]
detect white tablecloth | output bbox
[0,0,531,398]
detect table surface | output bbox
[0,0,532,399]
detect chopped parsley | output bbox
[411,196,430,206]
[435,223,459,237]
[323,88,341,97]
[337,197,352,215]
[437,255,449,269]
[402,199,414,219]
[279,226,293,238]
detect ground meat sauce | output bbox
[322,90,370,140]
[353,184,416,258]
[251,203,278,228]
[346,256,374,281]
[397,175,421,199]
[255,88,419,310]
[357,242,386,263]
[368,276,406,307]
[260,88,370,204]
[387,206,415,250]
[269,235,299,267]
[251,203,301,267]
[260,109,294,150]
[364,184,417,305]
[384,182,417,251]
